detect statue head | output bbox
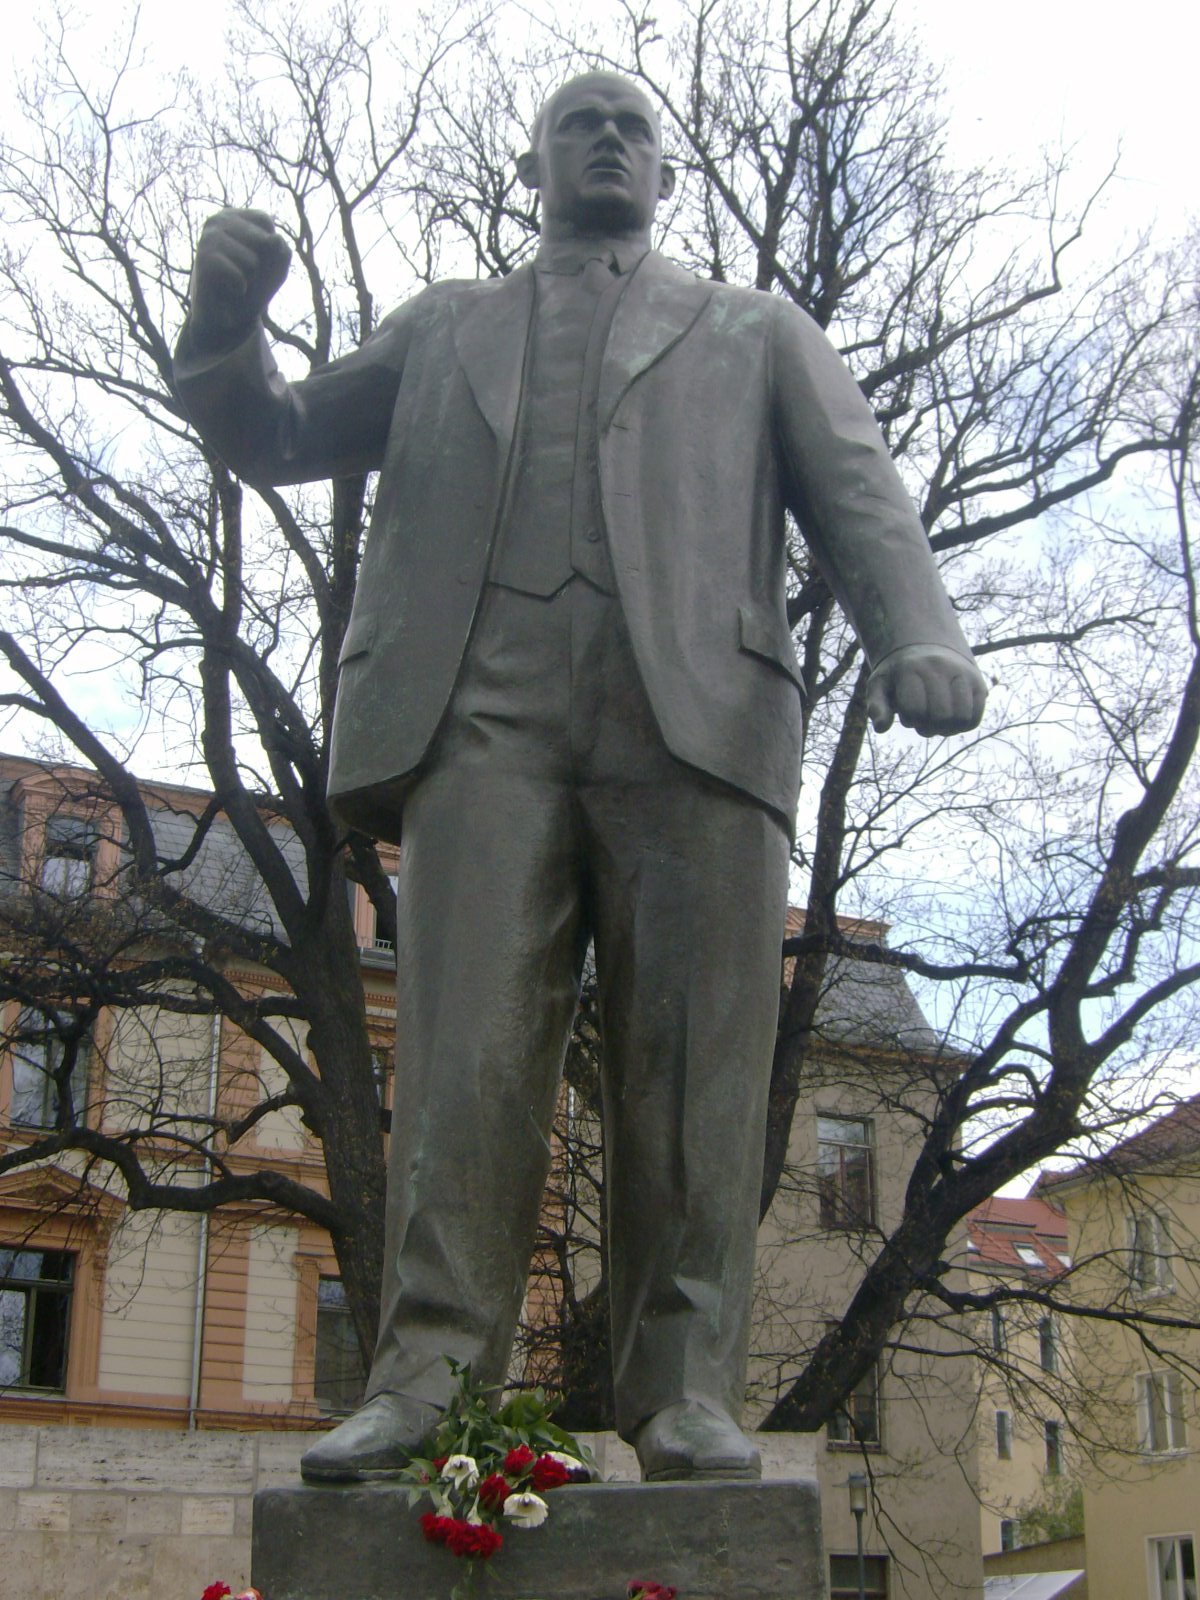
[517,72,676,239]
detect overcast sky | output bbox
[7,0,1196,250]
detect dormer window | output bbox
[40,815,96,899]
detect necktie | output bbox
[581,252,618,294]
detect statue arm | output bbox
[173,304,417,488]
[770,301,985,734]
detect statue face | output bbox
[522,74,674,235]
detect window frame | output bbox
[995,1408,1012,1461]
[816,1114,876,1231]
[0,1246,75,1392]
[1130,1210,1175,1296]
[39,814,97,900]
[829,1553,888,1599]
[1149,1534,1196,1600]
[825,1324,882,1450]
[7,1009,90,1131]
[989,1305,1007,1353]
[1136,1370,1189,1455]
[1043,1417,1063,1476]
[313,1274,367,1416]
[1038,1315,1058,1374]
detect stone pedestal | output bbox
[252,1478,824,1599]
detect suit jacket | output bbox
[174,251,974,838]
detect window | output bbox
[40,815,96,899]
[1151,1536,1196,1600]
[817,1116,874,1229]
[990,1306,1007,1352]
[830,1553,888,1598]
[370,1046,392,1102]
[999,1520,1017,1554]
[995,1409,1012,1460]
[1043,1418,1063,1476]
[1038,1316,1058,1374]
[8,1012,89,1129]
[0,1248,73,1390]
[1014,1244,1043,1268]
[314,1276,366,1413]
[1131,1211,1174,1294]
[826,1332,880,1447]
[370,875,399,952]
[1137,1371,1189,1454]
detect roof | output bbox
[984,1576,1084,1600]
[785,907,939,1055]
[1037,1093,1200,1193]
[966,1193,1070,1276]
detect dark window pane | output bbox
[825,1327,880,1446]
[25,1290,69,1387]
[0,1249,72,1390]
[817,1117,875,1229]
[830,1553,888,1598]
[315,1276,366,1413]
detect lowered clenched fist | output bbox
[866,643,987,737]
[187,208,292,353]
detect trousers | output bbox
[366,578,790,1438]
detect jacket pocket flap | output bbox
[737,604,804,691]
[337,613,377,668]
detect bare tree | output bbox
[1,0,1198,1434]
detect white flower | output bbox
[440,1453,479,1491]
[545,1450,584,1472]
[503,1490,550,1529]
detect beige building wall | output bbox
[97,1209,201,1401]
[1051,1156,1200,1600]
[753,1057,982,1600]
[971,1291,1074,1554]
[243,1224,300,1403]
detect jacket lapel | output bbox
[599,252,713,431]
[452,265,534,449]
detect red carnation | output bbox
[445,1518,504,1559]
[530,1454,571,1492]
[503,1444,536,1475]
[432,1455,448,1471]
[201,1586,232,1600]
[478,1472,512,1510]
[628,1585,677,1600]
[420,1512,456,1545]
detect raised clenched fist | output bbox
[187,209,292,353]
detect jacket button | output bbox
[584,526,600,543]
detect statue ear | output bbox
[658,162,676,202]
[516,150,539,192]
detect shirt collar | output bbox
[534,237,650,277]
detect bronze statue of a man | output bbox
[175,72,986,1483]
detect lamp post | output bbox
[847,1473,869,1600]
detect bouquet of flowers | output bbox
[396,1364,592,1595]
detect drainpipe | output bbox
[188,1004,222,1430]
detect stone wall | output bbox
[0,1424,817,1600]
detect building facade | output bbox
[1039,1101,1200,1600]
[1,755,984,1598]
[964,1194,1075,1557]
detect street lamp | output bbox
[847,1473,869,1600]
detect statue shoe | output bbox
[300,1391,441,1483]
[632,1400,762,1482]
